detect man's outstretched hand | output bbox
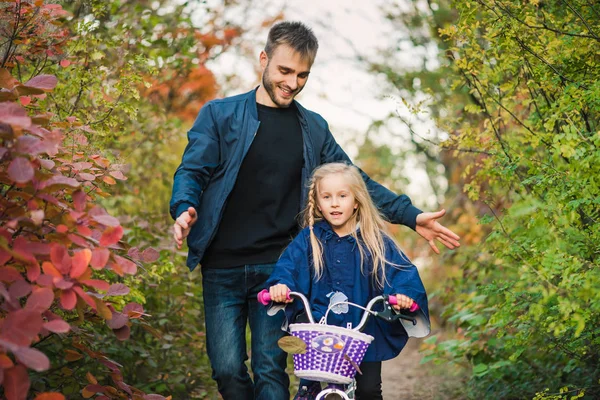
[173,206,198,249]
[415,209,460,254]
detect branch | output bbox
[513,36,588,89]
[561,0,600,40]
[89,94,123,126]
[486,203,558,290]
[487,0,600,42]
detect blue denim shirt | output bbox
[266,220,429,362]
[169,89,422,271]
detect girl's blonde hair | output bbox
[303,162,402,288]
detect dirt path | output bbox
[382,338,462,400]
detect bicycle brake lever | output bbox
[376,302,417,325]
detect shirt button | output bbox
[337,239,341,243]
[336,260,341,263]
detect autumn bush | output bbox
[0,7,163,400]
[1,0,280,398]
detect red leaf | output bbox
[34,393,66,400]
[0,281,10,301]
[60,59,71,68]
[0,68,19,90]
[109,170,127,180]
[19,96,31,107]
[99,225,123,246]
[4,364,30,400]
[36,275,54,287]
[76,224,92,237]
[0,102,31,128]
[41,262,62,279]
[12,237,38,265]
[8,157,34,184]
[116,380,132,395]
[24,287,54,313]
[78,172,96,181]
[39,159,55,170]
[107,283,129,297]
[114,255,137,275]
[72,286,96,310]
[70,249,91,279]
[72,190,86,211]
[83,385,105,394]
[56,225,68,234]
[127,247,141,260]
[60,289,76,310]
[14,346,50,372]
[0,247,11,266]
[110,261,123,276]
[0,310,43,346]
[27,263,40,282]
[43,319,70,333]
[0,266,24,283]
[53,279,73,290]
[26,241,51,255]
[107,311,128,330]
[90,248,110,269]
[0,353,13,368]
[40,175,80,190]
[50,244,71,275]
[8,280,31,299]
[92,214,120,227]
[123,303,144,319]
[68,233,89,247]
[143,395,167,400]
[113,325,130,341]
[24,75,58,91]
[141,247,160,263]
[81,279,109,291]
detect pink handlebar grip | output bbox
[388,295,419,312]
[257,289,271,305]
[257,289,291,305]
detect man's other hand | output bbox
[415,209,461,254]
[173,207,198,249]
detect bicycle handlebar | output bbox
[257,289,418,330]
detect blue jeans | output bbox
[202,264,289,400]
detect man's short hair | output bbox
[265,21,319,64]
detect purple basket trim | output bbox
[289,323,373,381]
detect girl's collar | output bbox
[313,220,360,243]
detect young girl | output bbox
[266,162,430,400]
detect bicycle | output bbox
[257,289,430,400]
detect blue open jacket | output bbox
[170,89,422,271]
[265,221,429,362]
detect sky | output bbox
[203,0,445,209]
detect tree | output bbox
[368,0,599,398]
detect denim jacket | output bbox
[170,89,422,271]
[265,220,430,362]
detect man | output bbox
[170,21,460,400]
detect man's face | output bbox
[260,44,312,108]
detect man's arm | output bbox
[170,103,220,248]
[169,103,220,221]
[320,126,460,252]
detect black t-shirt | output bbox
[201,102,303,269]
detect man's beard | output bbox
[262,66,300,108]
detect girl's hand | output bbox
[393,294,414,310]
[269,284,292,303]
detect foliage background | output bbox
[363,0,599,398]
[2,0,599,399]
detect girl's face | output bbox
[316,173,358,236]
